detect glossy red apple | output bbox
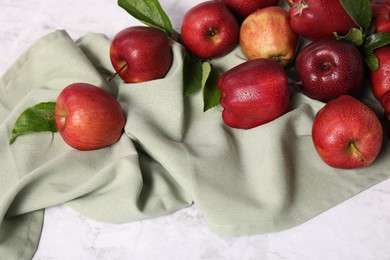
[110,26,172,83]
[220,0,279,22]
[288,0,357,40]
[312,95,383,169]
[295,37,364,102]
[370,46,390,100]
[239,6,298,66]
[181,1,239,59]
[55,83,125,150]
[218,58,290,129]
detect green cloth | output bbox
[1,30,389,259]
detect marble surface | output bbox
[1,0,390,259]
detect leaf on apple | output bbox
[118,0,174,37]
[201,62,221,112]
[363,32,390,71]
[9,102,57,144]
[339,0,372,32]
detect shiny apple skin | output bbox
[181,1,239,59]
[289,0,357,41]
[110,26,172,83]
[55,83,125,150]
[218,59,290,129]
[370,46,390,100]
[295,38,364,102]
[312,95,383,169]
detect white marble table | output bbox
[1,0,390,259]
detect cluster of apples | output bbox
[168,0,389,169]
[51,26,174,150]
[22,0,390,171]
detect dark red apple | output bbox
[55,83,125,150]
[288,0,357,41]
[220,0,279,21]
[370,45,390,100]
[312,95,383,169]
[295,37,364,102]
[110,26,172,83]
[181,1,239,59]
[218,58,290,129]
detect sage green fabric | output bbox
[1,30,389,260]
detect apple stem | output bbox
[349,142,365,163]
[107,63,128,82]
[44,114,56,120]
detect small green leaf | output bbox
[364,52,380,71]
[201,62,212,89]
[202,62,221,112]
[10,102,57,144]
[118,0,173,36]
[334,28,364,46]
[183,54,203,96]
[364,32,390,52]
[339,0,372,31]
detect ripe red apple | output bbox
[295,37,364,102]
[288,0,357,41]
[372,3,390,32]
[218,58,290,129]
[239,6,298,67]
[220,0,279,22]
[370,45,390,100]
[55,83,125,150]
[312,95,383,169]
[110,26,172,83]
[181,1,239,59]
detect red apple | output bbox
[295,37,364,102]
[370,45,390,100]
[288,0,357,41]
[220,0,279,22]
[218,58,290,129]
[55,83,125,150]
[181,1,239,59]
[312,95,383,169]
[372,3,390,32]
[239,6,298,67]
[110,26,172,83]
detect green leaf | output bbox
[118,0,173,36]
[202,62,221,112]
[364,52,380,71]
[10,102,57,144]
[183,54,203,96]
[334,28,364,46]
[339,0,372,31]
[364,32,390,52]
